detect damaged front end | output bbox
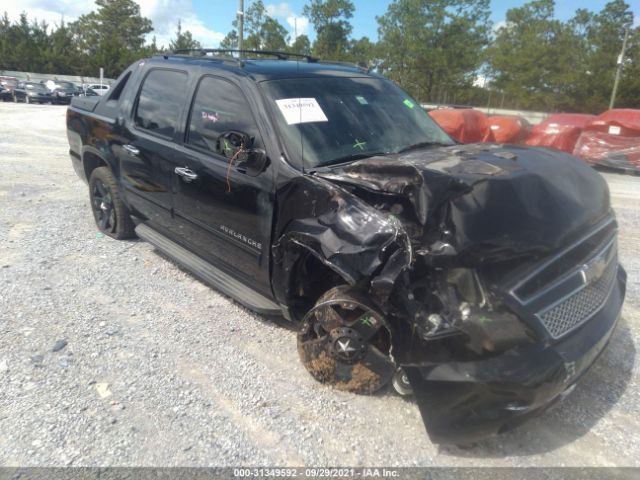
[273,143,626,444]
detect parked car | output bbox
[66,49,626,445]
[86,83,110,96]
[44,80,79,104]
[0,76,19,94]
[78,87,99,97]
[0,85,13,102]
[12,81,54,104]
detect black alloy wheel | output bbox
[298,286,396,394]
[92,178,116,233]
[88,167,135,239]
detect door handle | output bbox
[174,166,199,183]
[122,144,139,156]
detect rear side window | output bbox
[135,69,188,138]
[187,76,261,153]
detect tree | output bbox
[169,20,202,52]
[377,0,491,103]
[220,1,288,52]
[487,0,580,110]
[261,18,289,51]
[220,29,238,49]
[577,0,635,110]
[303,0,355,60]
[44,18,79,74]
[617,26,640,108]
[348,36,375,65]
[71,0,153,76]
[487,0,635,112]
[289,34,311,55]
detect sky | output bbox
[3,0,639,49]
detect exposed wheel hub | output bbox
[329,327,366,362]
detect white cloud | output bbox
[2,0,94,28]
[137,0,225,48]
[3,0,225,48]
[492,20,506,33]
[266,2,309,39]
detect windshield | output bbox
[261,76,453,169]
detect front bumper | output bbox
[405,266,626,444]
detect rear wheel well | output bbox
[83,152,108,181]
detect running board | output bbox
[135,224,282,316]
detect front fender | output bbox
[272,176,411,313]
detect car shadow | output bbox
[438,316,636,457]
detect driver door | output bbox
[170,75,274,295]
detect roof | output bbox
[150,54,375,82]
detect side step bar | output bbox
[135,224,282,316]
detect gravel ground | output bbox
[0,102,639,467]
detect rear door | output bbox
[170,75,275,295]
[118,68,189,234]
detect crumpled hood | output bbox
[317,144,611,263]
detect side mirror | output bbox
[243,148,269,176]
[217,131,269,176]
[217,130,252,158]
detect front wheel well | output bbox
[287,252,346,321]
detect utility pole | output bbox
[609,27,629,109]
[238,0,244,57]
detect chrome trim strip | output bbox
[509,216,616,304]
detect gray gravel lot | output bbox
[0,102,639,467]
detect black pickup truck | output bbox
[66,49,626,444]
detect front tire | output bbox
[88,167,135,239]
[297,286,395,394]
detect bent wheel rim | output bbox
[298,291,395,394]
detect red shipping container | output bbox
[573,130,640,172]
[486,115,530,144]
[429,109,493,143]
[525,113,596,153]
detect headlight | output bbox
[58,92,66,96]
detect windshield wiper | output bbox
[396,141,445,154]
[319,152,387,168]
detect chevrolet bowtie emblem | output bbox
[579,252,608,285]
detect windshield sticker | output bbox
[275,98,329,125]
[201,110,219,123]
[403,99,415,109]
[356,96,368,105]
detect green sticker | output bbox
[353,139,367,150]
[356,95,368,105]
[403,99,415,109]
[360,316,374,326]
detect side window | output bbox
[135,69,188,138]
[187,76,261,154]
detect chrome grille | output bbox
[537,251,617,339]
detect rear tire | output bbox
[88,166,135,239]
